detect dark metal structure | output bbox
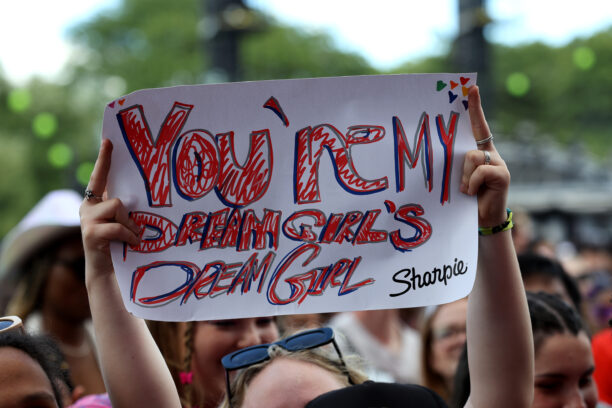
[453,0,493,111]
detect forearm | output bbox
[87,270,181,408]
[466,230,534,408]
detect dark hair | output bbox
[527,291,585,351]
[0,332,64,407]
[518,253,582,311]
[449,345,469,408]
[449,291,587,408]
[42,335,75,394]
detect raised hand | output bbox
[459,86,510,228]
[79,139,140,285]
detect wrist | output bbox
[478,208,514,236]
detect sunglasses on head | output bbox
[0,316,25,335]
[221,327,350,407]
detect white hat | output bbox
[0,189,83,278]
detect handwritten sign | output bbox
[104,73,478,321]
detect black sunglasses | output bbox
[221,327,351,407]
[0,315,25,335]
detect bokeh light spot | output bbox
[32,113,58,139]
[76,162,95,185]
[48,143,73,168]
[7,89,31,113]
[506,72,530,97]
[573,46,596,70]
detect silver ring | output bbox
[483,150,491,165]
[84,189,103,201]
[476,134,494,146]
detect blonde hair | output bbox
[6,249,55,318]
[146,320,195,408]
[220,345,368,408]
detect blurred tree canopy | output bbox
[0,0,611,239]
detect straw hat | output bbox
[0,189,83,279]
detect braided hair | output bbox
[147,320,195,407]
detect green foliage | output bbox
[241,24,377,80]
[490,28,612,156]
[1,0,611,240]
[69,0,204,92]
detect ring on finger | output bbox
[483,150,491,165]
[476,134,494,147]
[84,189,103,201]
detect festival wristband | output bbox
[478,209,513,236]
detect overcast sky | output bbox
[1,0,611,84]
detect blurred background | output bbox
[1,0,612,270]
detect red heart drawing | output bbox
[108,101,115,108]
[460,77,469,85]
[118,98,125,106]
[450,80,458,89]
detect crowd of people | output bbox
[0,86,610,408]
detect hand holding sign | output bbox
[460,85,510,228]
[80,139,140,285]
[100,74,480,321]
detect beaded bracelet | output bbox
[478,208,514,236]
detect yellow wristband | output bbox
[478,209,513,236]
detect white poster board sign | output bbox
[104,73,478,321]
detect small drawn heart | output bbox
[460,77,470,85]
[462,86,469,96]
[108,101,115,108]
[436,80,447,91]
[448,91,458,103]
[450,80,458,89]
[118,98,126,106]
[462,100,469,110]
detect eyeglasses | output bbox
[221,327,350,407]
[0,315,25,335]
[432,324,466,342]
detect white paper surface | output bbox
[103,73,478,321]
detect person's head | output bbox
[0,331,64,408]
[149,317,279,408]
[529,291,597,407]
[519,252,582,311]
[450,292,598,408]
[276,313,333,335]
[421,298,468,401]
[1,190,87,322]
[221,331,367,408]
